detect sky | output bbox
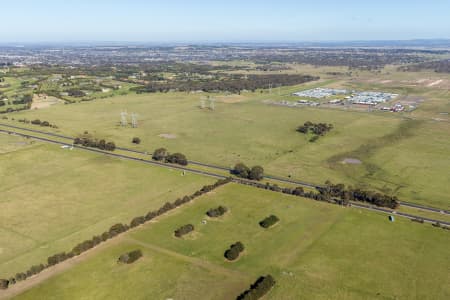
[1,0,449,43]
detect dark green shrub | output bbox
[237,275,276,300]
[224,242,244,261]
[118,249,143,264]
[174,224,194,238]
[206,206,228,217]
[259,215,280,228]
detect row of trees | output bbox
[259,215,279,228]
[0,177,233,290]
[206,206,228,218]
[152,148,188,166]
[117,250,143,264]
[224,241,245,261]
[17,118,58,128]
[316,181,400,209]
[233,177,399,209]
[174,224,194,238]
[233,163,264,181]
[73,137,116,151]
[236,275,276,300]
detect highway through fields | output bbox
[1,122,449,220]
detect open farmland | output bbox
[11,183,450,300]
[3,74,450,209]
[0,136,213,276]
[1,42,450,300]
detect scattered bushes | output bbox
[174,224,194,238]
[233,163,264,181]
[118,250,143,264]
[206,206,228,218]
[259,215,279,228]
[0,177,232,290]
[132,137,141,144]
[224,242,244,261]
[236,275,276,300]
[74,137,116,151]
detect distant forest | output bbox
[131,74,319,94]
[399,59,450,73]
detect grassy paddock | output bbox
[0,139,213,276]
[3,70,450,209]
[15,184,450,299]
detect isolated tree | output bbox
[152,148,167,161]
[98,139,106,150]
[249,166,264,181]
[105,142,116,151]
[233,163,250,178]
[165,153,188,165]
[132,137,141,144]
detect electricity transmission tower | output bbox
[120,111,128,127]
[131,113,138,128]
[209,97,215,110]
[200,98,206,109]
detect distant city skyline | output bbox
[1,0,449,42]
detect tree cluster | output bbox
[206,206,228,218]
[236,275,276,300]
[297,121,333,142]
[152,148,188,166]
[12,94,33,105]
[0,178,232,289]
[259,215,279,228]
[233,163,264,181]
[74,137,116,151]
[174,224,195,238]
[224,241,244,261]
[117,250,143,264]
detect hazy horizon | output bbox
[1,0,449,43]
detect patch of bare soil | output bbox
[342,158,362,164]
[30,94,63,110]
[215,94,247,103]
[158,133,177,139]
